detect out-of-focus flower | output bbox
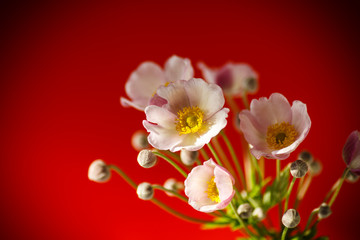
[121,55,194,111]
[131,130,149,151]
[143,78,229,152]
[290,159,308,178]
[252,207,266,221]
[198,62,258,97]
[184,159,235,213]
[239,93,311,160]
[137,150,158,168]
[309,160,322,176]
[137,182,154,200]
[163,178,184,197]
[180,149,198,166]
[282,209,300,228]
[88,159,111,183]
[237,203,253,219]
[342,130,360,175]
[298,150,313,163]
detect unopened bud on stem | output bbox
[237,203,253,219]
[180,150,198,166]
[137,182,154,200]
[282,209,300,228]
[88,159,111,183]
[290,159,308,178]
[137,150,158,168]
[318,203,332,219]
[131,130,149,151]
[298,150,313,163]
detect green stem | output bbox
[229,202,257,239]
[199,148,210,160]
[108,164,137,189]
[303,208,319,234]
[207,142,223,166]
[153,151,188,178]
[152,184,188,202]
[281,227,289,240]
[241,92,250,109]
[276,159,281,181]
[284,177,297,212]
[249,151,263,184]
[329,168,350,207]
[164,150,181,161]
[221,131,247,190]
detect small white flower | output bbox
[184,159,235,213]
[121,55,194,111]
[143,78,229,152]
[88,159,111,183]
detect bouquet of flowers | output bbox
[88,55,359,239]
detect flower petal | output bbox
[164,55,194,81]
[156,80,190,114]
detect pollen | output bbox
[266,122,298,150]
[175,106,205,135]
[206,176,221,203]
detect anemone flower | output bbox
[184,159,235,212]
[239,93,311,160]
[198,62,258,97]
[343,130,360,175]
[143,78,229,152]
[121,55,194,111]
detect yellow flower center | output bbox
[206,176,220,203]
[266,122,298,150]
[175,106,205,135]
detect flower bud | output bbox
[298,150,313,163]
[237,203,253,219]
[290,159,308,178]
[88,159,111,183]
[164,178,184,196]
[318,203,332,219]
[346,170,360,183]
[282,209,300,228]
[180,150,198,166]
[308,160,322,176]
[137,150,158,168]
[343,130,360,175]
[136,182,154,200]
[244,77,258,93]
[131,130,149,151]
[252,207,265,221]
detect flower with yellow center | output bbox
[143,78,229,152]
[184,159,235,213]
[239,93,311,160]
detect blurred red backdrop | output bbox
[1,1,359,239]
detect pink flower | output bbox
[121,55,194,111]
[343,130,360,175]
[184,159,235,213]
[143,78,229,152]
[239,93,311,160]
[198,62,258,97]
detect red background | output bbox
[1,1,359,239]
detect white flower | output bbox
[184,159,235,213]
[143,78,229,152]
[121,55,194,111]
[239,93,311,160]
[198,62,258,97]
[88,159,111,183]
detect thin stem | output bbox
[295,175,312,209]
[152,184,188,202]
[241,92,250,109]
[164,150,181,161]
[303,208,319,233]
[108,164,137,189]
[249,151,263,184]
[153,151,188,178]
[281,227,289,240]
[199,148,210,161]
[276,159,281,181]
[229,201,257,239]
[220,131,247,190]
[225,95,240,113]
[284,177,297,212]
[207,142,223,166]
[329,168,350,207]
[323,178,340,203]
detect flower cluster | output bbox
[88,55,359,239]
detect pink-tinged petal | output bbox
[120,97,146,111]
[291,100,311,134]
[164,55,194,81]
[124,62,166,110]
[343,131,360,174]
[197,62,216,84]
[184,78,225,117]
[250,93,292,130]
[156,80,190,114]
[144,105,176,128]
[148,94,168,107]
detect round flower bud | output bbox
[309,160,322,176]
[164,178,184,196]
[88,159,111,183]
[318,203,332,219]
[137,150,158,168]
[252,207,265,221]
[180,150,198,166]
[298,150,313,163]
[290,159,309,178]
[244,77,258,93]
[282,209,300,228]
[346,170,359,183]
[237,203,253,219]
[136,182,154,200]
[131,130,149,151]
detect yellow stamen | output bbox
[206,176,220,203]
[266,122,298,150]
[175,106,205,135]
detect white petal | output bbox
[156,80,190,114]
[144,105,176,129]
[197,62,217,84]
[164,55,194,81]
[291,100,311,135]
[120,97,146,111]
